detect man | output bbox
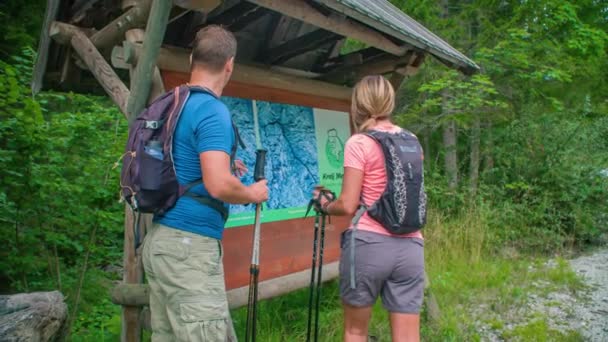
[142,25,268,341]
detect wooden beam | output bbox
[246,0,409,56]
[320,47,384,72]
[49,21,85,45]
[174,0,221,11]
[111,262,340,308]
[117,42,352,101]
[88,0,151,50]
[161,70,350,112]
[394,52,426,77]
[389,72,405,91]
[208,2,267,31]
[126,0,172,121]
[259,29,341,65]
[61,25,130,116]
[319,51,415,85]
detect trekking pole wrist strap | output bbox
[321,200,331,214]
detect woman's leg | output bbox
[343,302,373,342]
[389,312,420,342]
[383,238,425,342]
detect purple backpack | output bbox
[120,85,241,218]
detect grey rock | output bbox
[0,291,67,342]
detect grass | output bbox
[71,206,590,341]
[229,206,589,341]
[501,318,585,342]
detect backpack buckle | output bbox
[145,120,160,129]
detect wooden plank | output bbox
[222,216,348,289]
[126,0,172,121]
[66,26,130,116]
[160,70,350,112]
[246,0,409,56]
[259,29,341,65]
[119,42,352,102]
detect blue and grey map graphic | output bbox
[224,97,319,214]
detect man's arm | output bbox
[200,151,267,204]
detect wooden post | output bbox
[126,0,172,120]
[31,0,60,94]
[121,19,170,341]
[126,29,166,102]
[122,209,143,342]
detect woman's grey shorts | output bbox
[339,229,425,313]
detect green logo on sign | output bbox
[325,128,344,169]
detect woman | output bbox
[314,75,425,342]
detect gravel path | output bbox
[569,247,608,341]
[471,246,608,341]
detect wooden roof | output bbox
[35,0,478,97]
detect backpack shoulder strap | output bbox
[181,181,229,221]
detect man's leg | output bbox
[143,225,174,341]
[146,225,233,341]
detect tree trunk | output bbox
[469,115,481,196]
[442,90,458,191]
[483,120,494,172]
[423,125,432,171]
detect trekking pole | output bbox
[245,148,267,342]
[313,212,327,342]
[305,189,335,342]
[306,207,320,342]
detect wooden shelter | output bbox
[34,0,478,340]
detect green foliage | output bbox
[394,0,608,252]
[0,49,126,290]
[0,0,46,55]
[485,112,608,251]
[0,48,126,335]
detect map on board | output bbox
[221,97,349,228]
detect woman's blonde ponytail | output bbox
[350,75,395,132]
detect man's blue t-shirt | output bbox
[155,91,234,240]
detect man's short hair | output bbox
[191,25,237,72]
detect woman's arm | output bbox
[315,166,364,216]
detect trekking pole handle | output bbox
[254,149,267,182]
